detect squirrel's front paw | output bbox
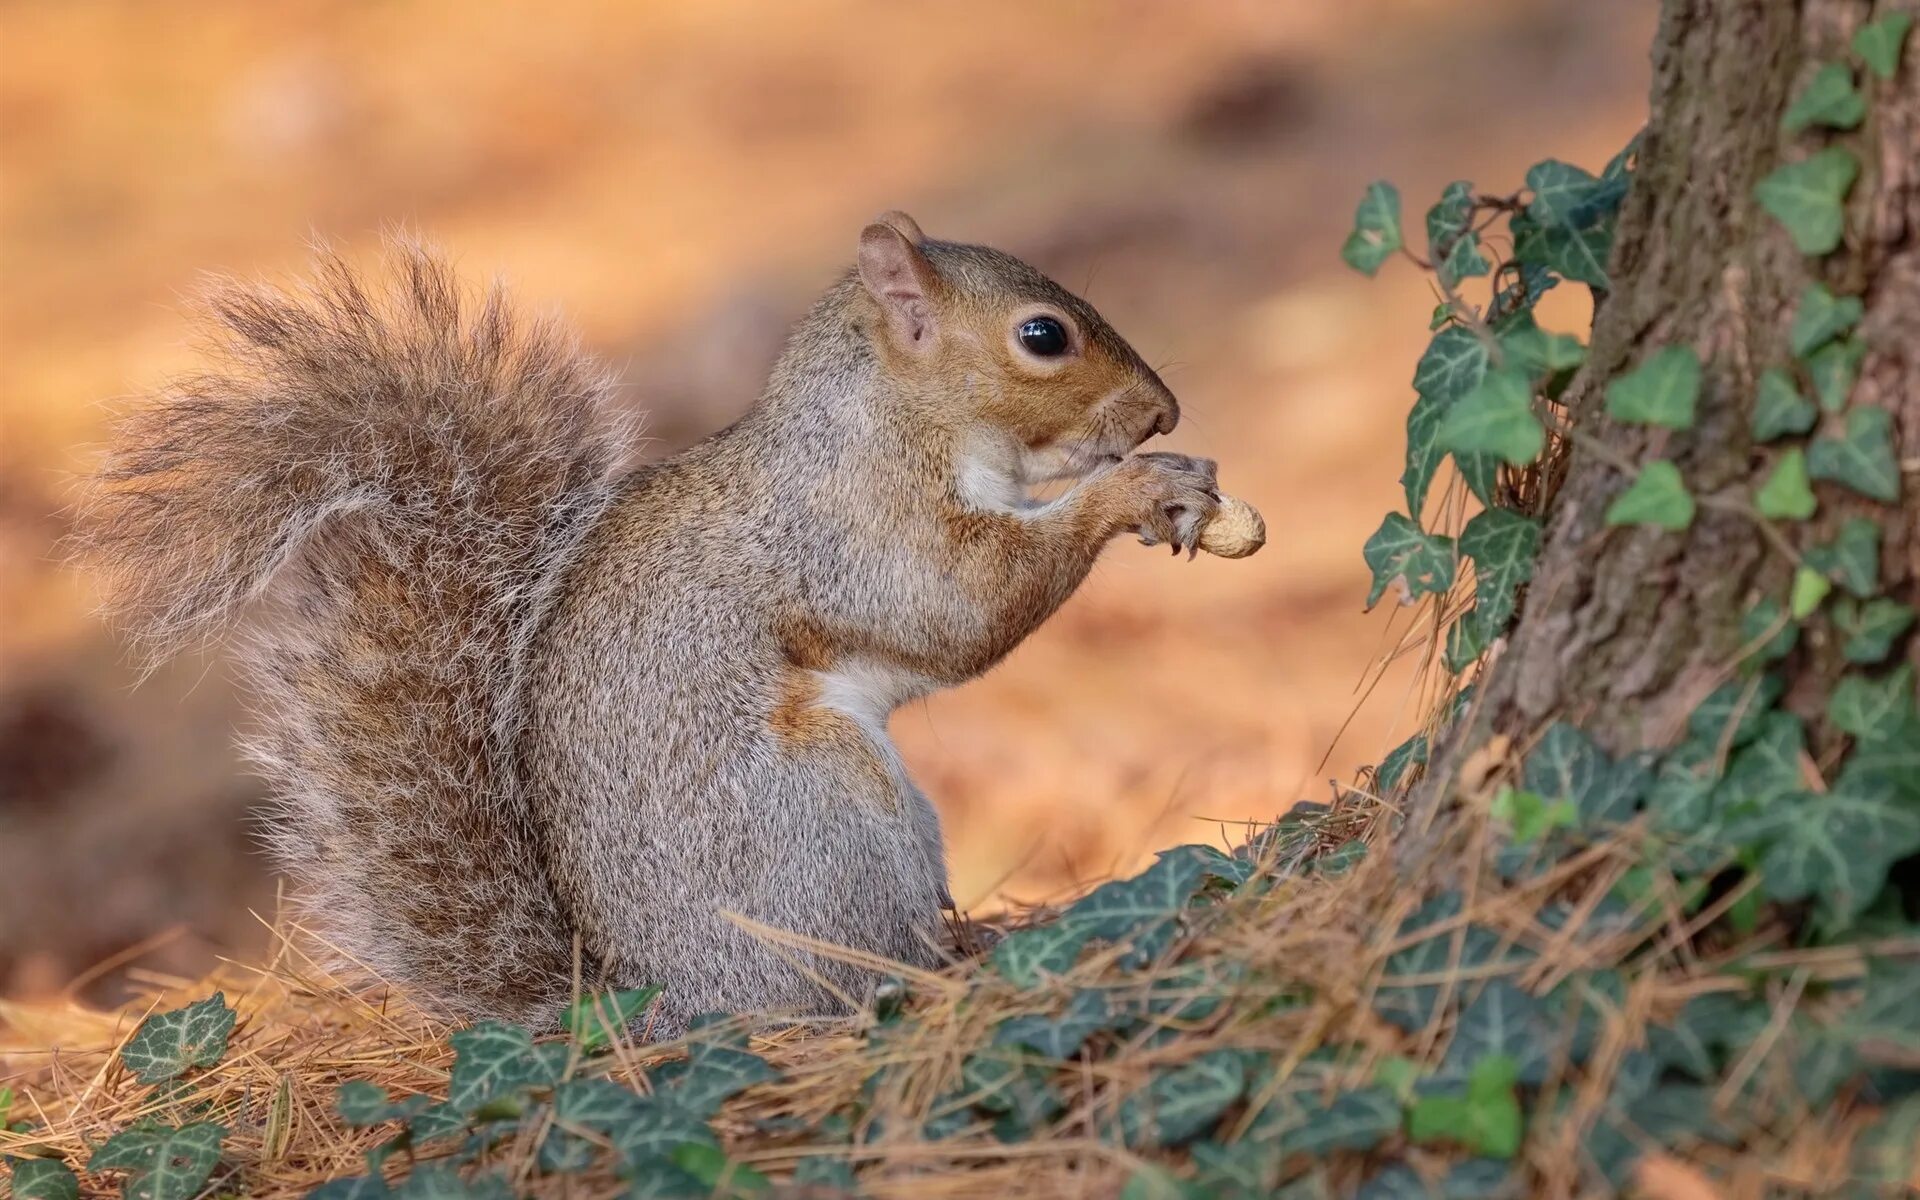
[1108,452,1221,556]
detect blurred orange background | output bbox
[0,0,1654,1003]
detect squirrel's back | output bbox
[78,244,635,1023]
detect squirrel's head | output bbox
[854,211,1178,485]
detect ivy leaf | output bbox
[1117,1050,1250,1149]
[1407,1056,1524,1159]
[1360,1161,1513,1200]
[1511,211,1613,288]
[1405,327,1498,514]
[1689,675,1786,750]
[1436,981,1552,1086]
[1755,448,1817,519]
[1490,788,1578,846]
[444,1023,542,1115]
[1378,733,1430,792]
[1741,597,1798,664]
[1751,368,1817,442]
[1526,159,1623,227]
[1804,517,1881,597]
[392,1167,513,1200]
[552,1077,646,1132]
[1439,367,1544,466]
[670,1144,772,1195]
[119,994,237,1085]
[1807,335,1865,411]
[1808,406,1900,501]
[1836,597,1916,663]
[1605,461,1695,530]
[1840,960,1920,1053]
[1064,850,1208,942]
[1498,316,1586,379]
[1363,514,1457,608]
[1445,612,1486,674]
[1523,722,1632,825]
[607,1101,720,1168]
[1426,181,1490,288]
[1789,282,1864,356]
[1605,346,1699,429]
[1853,12,1914,80]
[1719,712,1807,822]
[335,1081,426,1127]
[1342,182,1404,276]
[1254,1086,1402,1155]
[1782,63,1866,134]
[90,1121,228,1200]
[992,988,1118,1059]
[1191,1141,1283,1197]
[1791,565,1832,619]
[563,986,663,1051]
[6,1159,79,1200]
[1459,508,1541,641]
[1741,765,1920,921]
[1754,147,1859,255]
[663,1042,780,1119]
[1374,893,1532,1032]
[991,922,1093,988]
[1828,665,1916,742]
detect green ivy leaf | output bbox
[1605,346,1700,429]
[1405,327,1499,513]
[1459,508,1541,641]
[663,1042,780,1119]
[1789,282,1864,356]
[1342,182,1404,276]
[1689,675,1787,751]
[6,1159,79,1200]
[1363,513,1457,608]
[993,988,1119,1059]
[1741,597,1798,664]
[1719,712,1807,822]
[1439,367,1544,466]
[1781,63,1866,134]
[1436,981,1552,1086]
[1738,765,1920,922]
[119,995,237,1085]
[1755,448,1818,519]
[1374,894,1533,1032]
[1840,960,1920,1055]
[608,1102,719,1171]
[1853,12,1913,80]
[1511,211,1613,288]
[1407,1056,1524,1159]
[1605,461,1694,530]
[1527,159,1613,226]
[1426,181,1490,288]
[562,985,663,1051]
[670,1143,772,1195]
[1523,721,1643,826]
[1498,315,1586,380]
[1378,733,1430,792]
[1119,1164,1211,1200]
[1117,1050,1251,1149]
[1808,406,1900,501]
[990,921,1093,988]
[1791,565,1832,619]
[90,1121,228,1200]
[335,1081,426,1127]
[1490,788,1577,845]
[1836,597,1916,663]
[445,1023,540,1114]
[1191,1140,1283,1197]
[1064,851,1207,940]
[1750,368,1817,442]
[1254,1086,1402,1156]
[1805,517,1881,597]
[1360,1161,1513,1200]
[1807,335,1866,411]
[1754,147,1858,255]
[1445,612,1486,674]
[1828,665,1916,742]
[392,1167,514,1200]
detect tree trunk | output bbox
[1473,0,1919,759]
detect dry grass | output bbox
[1,771,1896,1199]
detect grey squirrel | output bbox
[79,214,1259,1035]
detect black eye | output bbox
[1017,316,1069,357]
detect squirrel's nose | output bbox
[1151,393,1180,438]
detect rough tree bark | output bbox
[1467,0,1919,762]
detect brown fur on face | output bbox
[856,226,1178,484]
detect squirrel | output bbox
[77,213,1239,1036]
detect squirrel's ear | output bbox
[858,219,938,349]
[873,210,926,244]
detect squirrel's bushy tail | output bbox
[78,243,637,1024]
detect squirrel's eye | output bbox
[1017,316,1069,357]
